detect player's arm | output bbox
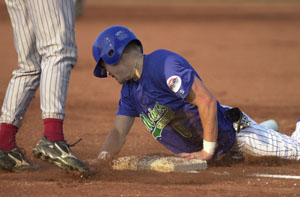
[88,115,135,164]
[99,115,135,158]
[178,76,218,160]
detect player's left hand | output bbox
[85,157,112,174]
[176,150,213,161]
[86,158,102,166]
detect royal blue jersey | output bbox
[116,49,236,158]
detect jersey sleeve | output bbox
[116,84,139,117]
[163,54,197,100]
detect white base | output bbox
[112,154,207,173]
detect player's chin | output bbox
[117,80,125,84]
[117,78,127,84]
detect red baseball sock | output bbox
[0,123,18,151]
[43,118,64,142]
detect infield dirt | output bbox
[0,1,300,196]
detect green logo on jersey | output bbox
[140,102,174,138]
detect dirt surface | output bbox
[1,0,300,196]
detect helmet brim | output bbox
[94,61,107,78]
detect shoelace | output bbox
[67,138,82,147]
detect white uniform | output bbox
[2,0,77,127]
[237,115,300,160]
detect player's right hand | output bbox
[176,150,213,161]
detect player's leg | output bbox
[25,0,77,123]
[25,0,76,141]
[236,114,300,160]
[291,117,300,143]
[1,0,41,129]
[0,0,41,171]
[26,0,89,174]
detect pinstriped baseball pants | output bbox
[2,0,77,128]
[237,114,300,160]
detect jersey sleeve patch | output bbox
[167,75,182,93]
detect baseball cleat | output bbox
[33,137,90,176]
[0,147,40,172]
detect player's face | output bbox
[101,55,133,84]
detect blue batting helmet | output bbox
[92,25,143,78]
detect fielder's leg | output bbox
[0,0,41,171]
[1,0,41,128]
[25,0,76,141]
[25,0,77,121]
[26,0,89,174]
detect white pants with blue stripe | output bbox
[1,0,77,127]
[237,115,300,160]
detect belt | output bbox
[225,107,251,133]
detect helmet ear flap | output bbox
[108,49,114,57]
